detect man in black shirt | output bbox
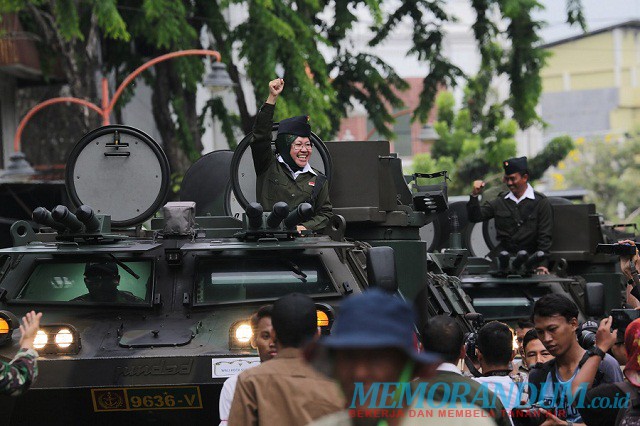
[467,156,553,274]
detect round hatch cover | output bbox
[65,125,170,228]
[180,150,234,216]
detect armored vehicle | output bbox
[0,125,474,424]
[431,197,626,323]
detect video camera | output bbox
[577,320,598,349]
[595,243,637,256]
[611,309,640,336]
[463,313,484,376]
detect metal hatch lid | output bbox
[65,125,170,228]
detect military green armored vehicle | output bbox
[0,126,474,424]
[430,196,626,323]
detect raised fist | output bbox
[471,180,485,197]
[269,78,284,97]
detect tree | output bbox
[564,133,640,223]
[414,90,574,194]
[3,0,586,175]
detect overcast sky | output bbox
[537,0,640,42]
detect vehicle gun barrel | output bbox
[32,207,66,232]
[266,202,289,228]
[511,250,529,269]
[283,203,313,229]
[75,205,100,233]
[246,202,264,230]
[498,251,510,272]
[525,251,546,270]
[51,205,84,233]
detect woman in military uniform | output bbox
[249,78,332,232]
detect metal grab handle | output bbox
[104,151,131,157]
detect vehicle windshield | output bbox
[15,259,153,305]
[194,254,337,304]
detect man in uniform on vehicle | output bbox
[467,156,553,274]
[249,78,332,232]
[73,261,144,303]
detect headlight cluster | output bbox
[229,321,253,350]
[32,324,81,355]
[228,304,336,350]
[0,310,19,346]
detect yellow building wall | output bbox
[542,32,616,92]
[542,27,640,133]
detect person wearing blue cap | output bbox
[249,78,333,232]
[467,156,553,274]
[309,289,498,426]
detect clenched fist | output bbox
[267,78,284,104]
[471,180,485,197]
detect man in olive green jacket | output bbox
[249,78,332,232]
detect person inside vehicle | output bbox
[467,156,553,274]
[249,78,333,232]
[72,261,144,303]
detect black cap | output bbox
[503,156,528,175]
[272,293,317,347]
[277,115,311,138]
[84,261,118,277]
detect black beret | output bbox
[84,261,119,277]
[503,156,528,175]
[277,115,311,138]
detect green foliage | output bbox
[564,133,640,222]
[528,135,574,181]
[412,153,455,176]
[430,89,517,193]
[200,97,241,150]
[4,0,586,175]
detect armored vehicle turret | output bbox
[432,196,628,324]
[0,126,476,425]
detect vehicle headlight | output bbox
[315,303,335,335]
[34,324,81,355]
[55,328,74,348]
[0,310,19,346]
[33,330,48,349]
[229,320,253,350]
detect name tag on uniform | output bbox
[308,181,315,186]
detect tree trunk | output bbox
[151,62,192,175]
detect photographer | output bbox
[576,317,640,426]
[618,240,640,308]
[528,295,623,425]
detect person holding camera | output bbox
[528,295,623,425]
[617,240,640,308]
[574,316,640,425]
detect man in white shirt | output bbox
[218,305,276,425]
[474,321,521,421]
[466,156,553,274]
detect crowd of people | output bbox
[214,289,640,426]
